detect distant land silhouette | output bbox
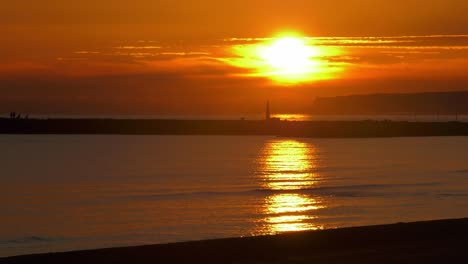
[3,91,468,137]
[311,91,468,115]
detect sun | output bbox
[259,37,320,75]
[224,33,343,84]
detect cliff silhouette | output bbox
[311,91,468,114]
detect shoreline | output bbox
[3,218,468,263]
[2,118,468,138]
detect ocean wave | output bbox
[124,182,441,200]
[454,169,468,174]
[0,236,58,245]
[437,193,468,197]
[255,166,374,175]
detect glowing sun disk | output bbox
[224,33,345,84]
[260,37,320,73]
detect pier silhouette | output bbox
[1,118,468,138]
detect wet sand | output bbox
[3,218,468,263]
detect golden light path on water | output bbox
[271,114,310,122]
[224,34,344,84]
[256,139,325,234]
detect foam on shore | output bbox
[3,218,468,263]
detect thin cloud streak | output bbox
[2,35,468,79]
[114,46,162,50]
[1,34,468,109]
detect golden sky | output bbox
[1,0,468,115]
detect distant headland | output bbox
[3,93,468,138]
[311,91,468,115]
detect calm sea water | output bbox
[1,135,468,257]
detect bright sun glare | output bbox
[226,34,343,84]
[259,37,320,75]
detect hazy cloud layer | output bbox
[1,34,468,115]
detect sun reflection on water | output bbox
[256,139,325,234]
[265,194,324,232]
[259,140,318,190]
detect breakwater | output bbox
[1,118,468,137]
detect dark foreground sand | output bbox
[2,218,468,264]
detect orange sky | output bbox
[1,0,468,115]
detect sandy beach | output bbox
[2,218,468,263]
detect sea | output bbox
[1,134,468,257]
